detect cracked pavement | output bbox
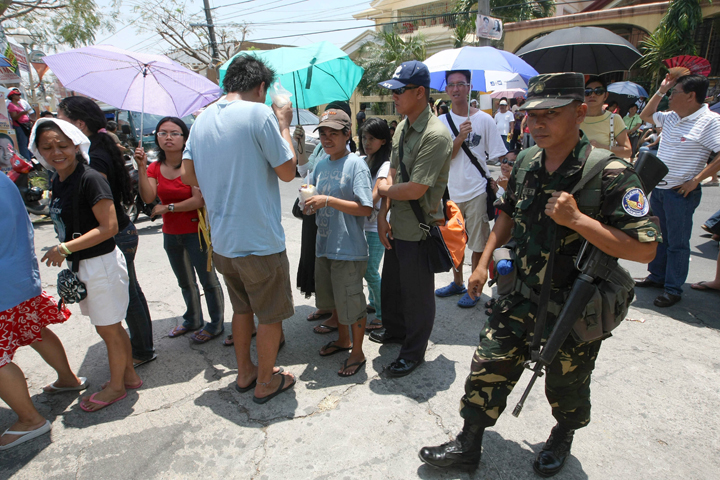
[2,171,720,479]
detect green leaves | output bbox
[356,31,428,96]
[640,0,703,88]
[0,0,116,48]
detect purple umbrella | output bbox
[44,45,222,135]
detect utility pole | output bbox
[476,0,491,47]
[202,0,220,81]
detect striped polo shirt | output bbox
[653,104,720,189]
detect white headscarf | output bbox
[29,118,91,170]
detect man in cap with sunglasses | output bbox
[419,73,660,476]
[370,60,453,378]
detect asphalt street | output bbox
[2,164,720,479]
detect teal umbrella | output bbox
[219,41,364,110]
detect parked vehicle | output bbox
[123,154,159,223]
[7,155,51,216]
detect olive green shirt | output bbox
[390,105,453,241]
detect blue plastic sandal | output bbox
[435,282,467,297]
[457,292,480,308]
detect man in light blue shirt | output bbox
[182,55,297,404]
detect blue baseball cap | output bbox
[378,60,431,90]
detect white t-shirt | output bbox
[653,104,720,189]
[439,110,508,203]
[494,110,515,135]
[364,160,391,232]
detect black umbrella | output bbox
[516,27,642,74]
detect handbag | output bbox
[398,130,467,274]
[444,113,497,220]
[292,198,304,219]
[57,178,87,310]
[19,121,33,137]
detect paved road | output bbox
[2,166,720,479]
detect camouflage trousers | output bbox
[459,299,602,430]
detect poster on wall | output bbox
[476,15,503,40]
[0,24,21,84]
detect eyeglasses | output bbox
[392,85,421,95]
[157,132,184,138]
[584,87,606,97]
[447,82,470,89]
[502,158,514,166]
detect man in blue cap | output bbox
[419,72,660,475]
[370,60,453,377]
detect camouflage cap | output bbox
[520,73,585,110]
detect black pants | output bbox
[381,238,435,362]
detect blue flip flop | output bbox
[457,292,480,308]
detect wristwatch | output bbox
[168,203,175,212]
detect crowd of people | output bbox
[1,53,719,478]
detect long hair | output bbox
[154,117,189,164]
[58,96,132,204]
[360,117,392,178]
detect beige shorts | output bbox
[72,247,129,327]
[315,257,367,326]
[456,193,491,253]
[213,251,294,325]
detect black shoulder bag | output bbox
[444,113,497,220]
[57,178,87,310]
[398,130,453,273]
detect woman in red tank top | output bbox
[134,117,225,344]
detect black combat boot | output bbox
[533,423,575,477]
[418,422,484,471]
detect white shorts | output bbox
[71,247,129,327]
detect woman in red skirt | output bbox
[0,172,86,451]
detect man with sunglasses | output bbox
[419,72,660,476]
[370,60,453,378]
[435,69,507,308]
[636,73,720,307]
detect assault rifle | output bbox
[512,151,668,418]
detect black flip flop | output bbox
[319,341,352,357]
[307,311,332,321]
[252,373,296,404]
[133,354,157,369]
[366,320,383,331]
[338,358,366,377]
[234,367,284,394]
[313,324,338,335]
[484,298,496,309]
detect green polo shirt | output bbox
[390,105,453,241]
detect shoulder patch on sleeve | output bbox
[622,187,649,217]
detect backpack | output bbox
[513,145,635,342]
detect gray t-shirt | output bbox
[310,152,373,261]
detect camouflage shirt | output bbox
[496,135,661,304]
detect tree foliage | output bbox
[356,30,427,96]
[135,0,250,71]
[640,0,704,88]
[0,0,115,48]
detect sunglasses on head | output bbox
[502,158,514,166]
[585,87,606,96]
[392,85,421,95]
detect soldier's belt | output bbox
[514,279,562,316]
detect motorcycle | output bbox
[7,154,51,216]
[123,154,158,223]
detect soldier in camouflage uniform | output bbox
[419,73,661,477]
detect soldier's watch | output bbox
[168,203,175,212]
